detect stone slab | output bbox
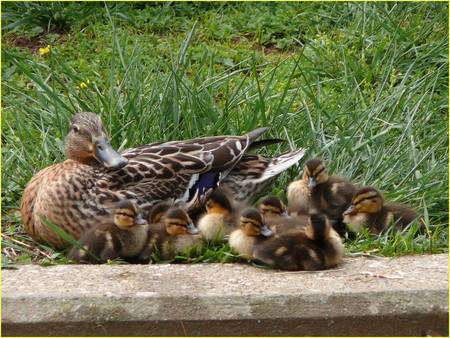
[2,254,448,336]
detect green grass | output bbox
[1,2,448,266]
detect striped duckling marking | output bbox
[343,187,422,234]
[228,208,273,260]
[258,196,309,234]
[145,207,202,261]
[253,213,344,271]
[197,189,238,241]
[287,158,356,236]
[67,200,148,264]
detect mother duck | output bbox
[21,112,305,249]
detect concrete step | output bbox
[2,254,448,336]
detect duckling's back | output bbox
[253,216,344,271]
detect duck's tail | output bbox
[221,148,305,203]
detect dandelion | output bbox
[38,45,51,56]
[79,79,91,90]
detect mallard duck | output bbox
[343,187,422,234]
[145,207,202,261]
[287,158,356,236]
[21,112,305,249]
[258,196,308,234]
[253,213,344,271]
[228,208,273,259]
[197,189,238,241]
[67,200,148,264]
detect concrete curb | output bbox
[2,254,448,336]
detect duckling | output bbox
[343,187,422,234]
[258,196,308,234]
[287,158,356,236]
[228,208,273,260]
[146,207,202,261]
[253,213,344,271]
[197,189,238,241]
[67,200,148,264]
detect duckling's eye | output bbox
[72,125,80,133]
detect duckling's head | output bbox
[65,112,128,169]
[113,200,148,230]
[303,158,329,188]
[259,196,288,217]
[148,202,172,224]
[343,187,384,216]
[205,189,233,215]
[164,208,199,236]
[239,208,273,237]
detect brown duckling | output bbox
[253,213,344,271]
[343,187,422,234]
[258,196,308,234]
[197,189,238,241]
[287,158,356,236]
[146,207,202,261]
[67,200,148,264]
[228,208,273,260]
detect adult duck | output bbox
[21,112,305,249]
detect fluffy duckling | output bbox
[146,207,202,261]
[197,189,237,241]
[67,200,148,264]
[343,187,422,234]
[287,158,356,235]
[228,208,273,260]
[259,196,308,234]
[253,213,344,271]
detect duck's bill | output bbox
[94,138,128,169]
[343,205,357,216]
[187,223,199,235]
[308,177,317,188]
[260,224,273,237]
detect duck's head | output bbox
[259,196,288,217]
[65,112,128,169]
[343,187,384,217]
[239,208,273,237]
[113,200,148,230]
[302,158,329,188]
[148,202,172,224]
[164,208,199,236]
[205,189,233,216]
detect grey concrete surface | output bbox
[2,254,448,336]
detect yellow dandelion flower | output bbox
[79,82,88,90]
[38,45,51,56]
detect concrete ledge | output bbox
[2,254,448,336]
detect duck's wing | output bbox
[221,148,306,204]
[103,128,269,209]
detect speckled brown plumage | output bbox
[21,112,305,249]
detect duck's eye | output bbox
[72,125,80,133]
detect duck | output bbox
[145,207,202,261]
[67,200,149,264]
[21,112,305,249]
[228,208,273,260]
[197,188,238,241]
[252,213,344,271]
[258,196,308,234]
[342,187,422,234]
[287,158,356,236]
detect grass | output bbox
[1,2,448,266]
